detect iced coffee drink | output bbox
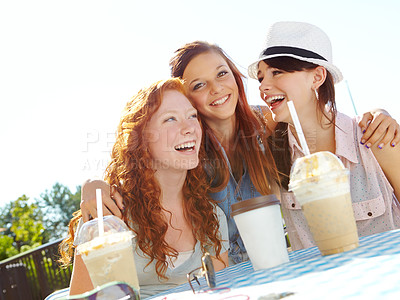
[75,216,140,291]
[289,151,359,255]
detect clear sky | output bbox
[1,0,399,207]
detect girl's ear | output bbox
[312,66,327,90]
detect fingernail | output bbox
[378,144,383,149]
[365,143,371,149]
[392,142,396,147]
[360,139,365,145]
[362,128,366,134]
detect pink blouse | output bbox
[281,112,400,251]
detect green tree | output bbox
[0,200,18,259]
[37,183,81,242]
[0,235,18,260]
[10,195,44,252]
[0,202,13,238]
[0,195,45,258]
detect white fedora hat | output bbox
[248,21,343,83]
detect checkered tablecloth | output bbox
[150,229,400,299]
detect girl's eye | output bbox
[164,116,176,122]
[193,82,204,91]
[189,113,198,119]
[217,70,228,78]
[272,70,283,76]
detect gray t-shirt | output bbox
[134,205,229,298]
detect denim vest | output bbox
[208,145,262,265]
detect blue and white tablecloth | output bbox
[151,229,400,299]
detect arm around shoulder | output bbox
[80,179,123,221]
[371,141,400,200]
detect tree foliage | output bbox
[0,195,45,257]
[37,183,81,242]
[0,202,13,238]
[0,235,18,261]
[0,183,81,261]
[11,195,44,247]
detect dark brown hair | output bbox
[265,56,336,189]
[170,41,280,195]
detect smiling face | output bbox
[145,89,202,171]
[181,51,239,126]
[257,60,316,123]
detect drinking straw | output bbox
[287,101,310,156]
[345,80,358,115]
[96,188,105,237]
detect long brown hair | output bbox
[59,78,223,280]
[170,41,280,195]
[265,57,336,189]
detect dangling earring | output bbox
[314,88,319,101]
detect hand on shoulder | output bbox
[358,109,399,149]
[80,179,124,222]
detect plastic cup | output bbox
[75,215,140,291]
[231,195,289,270]
[289,151,359,255]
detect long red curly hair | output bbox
[170,41,280,194]
[59,78,223,280]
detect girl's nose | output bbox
[259,77,271,94]
[210,81,222,95]
[181,120,195,135]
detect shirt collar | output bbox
[287,112,358,164]
[335,112,358,164]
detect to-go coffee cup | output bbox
[231,195,289,270]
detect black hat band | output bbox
[261,46,327,61]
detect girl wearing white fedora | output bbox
[249,21,400,251]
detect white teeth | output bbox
[175,141,196,150]
[266,95,285,104]
[211,95,229,106]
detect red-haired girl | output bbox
[60,78,228,298]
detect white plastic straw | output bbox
[96,188,104,237]
[287,101,310,156]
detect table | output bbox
[150,229,400,299]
